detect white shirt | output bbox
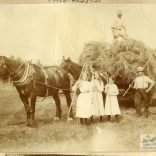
[134,75,154,89]
[112,17,126,30]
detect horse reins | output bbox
[0,57,71,91]
[33,80,71,91]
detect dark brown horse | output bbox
[0,56,73,127]
[61,56,108,100]
[61,56,108,82]
[61,57,82,81]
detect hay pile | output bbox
[79,39,156,89]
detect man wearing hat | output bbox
[133,66,155,117]
[111,10,128,43]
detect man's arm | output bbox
[146,77,155,93]
[123,26,128,36]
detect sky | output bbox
[0,4,156,65]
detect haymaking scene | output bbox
[0,4,156,154]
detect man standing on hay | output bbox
[133,66,155,118]
[111,10,128,44]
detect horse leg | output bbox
[19,94,30,125]
[52,93,62,120]
[63,90,73,120]
[29,94,37,126]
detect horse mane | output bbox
[32,64,66,76]
[32,64,58,71]
[68,60,82,80]
[32,63,43,72]
[44,65,61,69]
[70,60,82,69]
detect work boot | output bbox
[144,112,150,118]
[144,107,150,118]
[115,115,120,123]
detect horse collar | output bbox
[13,62,35,87]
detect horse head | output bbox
[0,56,25,83]
[0,56,10,81]
[61,56,82,80]
[61,56,71,71]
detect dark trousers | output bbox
[134,89,149,115]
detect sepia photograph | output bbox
[0,0,156,155]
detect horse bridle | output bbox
[63,59,72,72]
[0,56,25,79]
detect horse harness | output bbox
[13,62,35,87]
[14,63,49,96]
[0,57,49,95]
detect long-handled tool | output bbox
[123,59,150,97]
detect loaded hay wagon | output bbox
[78,39,156,107]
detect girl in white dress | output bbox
[104,77,121,122]
[91,71,105,122]
[72,73,92,125]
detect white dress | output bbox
[91,79,105,116]
[104,83,121,115]
[74,80,92,118]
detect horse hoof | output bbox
[26,122,33,127]
[26,121,37,128]
[145,112,150,118]
[26,122,31,127]
[67,117,73,121]
[54,117,60,121]
[26,123,37,128]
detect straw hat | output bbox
[117,10,122,15]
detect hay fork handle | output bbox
[122,80,135,97]
[122,59,150,97]
[66,63,87,120]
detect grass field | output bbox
[0,85,156,154]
